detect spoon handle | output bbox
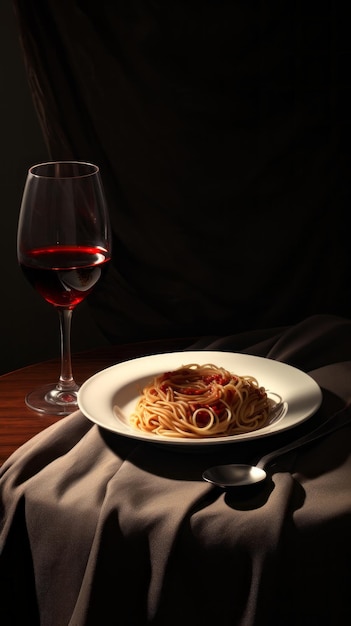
[256,403,351,470]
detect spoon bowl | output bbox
[203,464,267,488]
[202,405,351,489]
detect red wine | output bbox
[20,245,110,308]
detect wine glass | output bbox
[17,161,112,415]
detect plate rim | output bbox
[78,350,323,447]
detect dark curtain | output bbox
[12,1,351,343]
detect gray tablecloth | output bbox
[1,314,351,625]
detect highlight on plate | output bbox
[128,363,276,439]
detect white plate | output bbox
[78,351,322,446]
[78,351,323,446]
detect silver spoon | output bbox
[202,405,351,488]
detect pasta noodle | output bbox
[129,363,273,439]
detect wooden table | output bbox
[0,337,194,466]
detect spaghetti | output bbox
[129,363,273,439]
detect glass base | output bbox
[25,383,80,416]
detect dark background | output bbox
[0,1,108,375]
[2,2,350,375]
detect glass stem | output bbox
[57,308,79,392]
